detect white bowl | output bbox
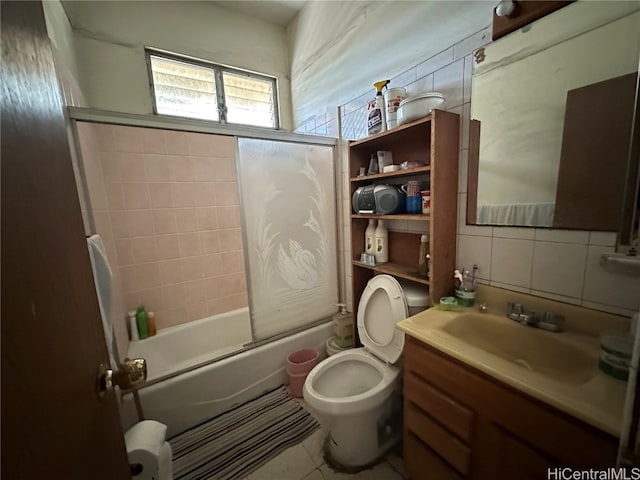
[397,92,445,126]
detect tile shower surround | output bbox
[299,25,640,317]
[80,123,248,331]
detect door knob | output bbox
[97,357,147,399]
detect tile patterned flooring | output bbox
[242,397,405,480]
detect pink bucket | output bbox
[286,348,320,397]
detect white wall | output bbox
[61,1,294,130]
[287,0,492,127]
[42,0,86,106]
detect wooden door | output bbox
[1,2,131,479]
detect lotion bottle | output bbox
[374,219,388,263]
[365,219,376,255]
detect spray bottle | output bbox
[367,80,390,136]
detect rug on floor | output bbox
[170,386,320,480]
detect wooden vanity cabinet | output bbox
[403,336,618,479]
[348,110,460,345]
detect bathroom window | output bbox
[147,49,279,129]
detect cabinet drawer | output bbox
[404,431,463,480]
[406,401,471,476]
[405,371,474,442]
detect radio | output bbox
[352,185,406,215]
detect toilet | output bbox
[303,275,428,468]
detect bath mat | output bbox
[170,386,320,480]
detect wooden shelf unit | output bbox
[349,110,460,345]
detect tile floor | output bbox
[242,397,405,480]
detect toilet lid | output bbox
[357,275,407,364]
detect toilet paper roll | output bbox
[128,441,172,480]
[125,420,168,480]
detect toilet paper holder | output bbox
[97,357,147,398]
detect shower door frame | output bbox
[67,107,342,349]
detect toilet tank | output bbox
[398,279,429,316]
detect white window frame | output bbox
[145,47,280,129]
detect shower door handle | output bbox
[97,357,147,399]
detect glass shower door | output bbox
[237,138,338,340]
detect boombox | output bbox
[352,185,406,215]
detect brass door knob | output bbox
[97,357,147,398]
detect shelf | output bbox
[350,166,431,183]
[352,213,430,221]
[349,115,433,147]
[353,260,430,285]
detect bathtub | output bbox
[121,315,332,437]
[128,307,253,383]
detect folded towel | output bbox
[87,234,116,367]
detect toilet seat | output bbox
[357,275,407,364]
[303,348,400,416]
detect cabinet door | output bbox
[404,431,463,480]
[496,430,557,480]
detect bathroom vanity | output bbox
[398,286,628,479]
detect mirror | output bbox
[468,2,640,242]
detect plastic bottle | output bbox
[332,303,354,348]
[367,80,389,135]
[136,305,149,340]
[365,219,376,255]
[147,311,157,336]
[374,219,388,263]
[367,153,378,175]
[418,235,429,277]
[128,310,139,341]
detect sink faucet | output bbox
[506,303,564,332]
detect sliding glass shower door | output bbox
[237,138,338,340]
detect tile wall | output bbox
[76,123,249,333]
[75,123,129,361]
[301,26,640,317]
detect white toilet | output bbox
[303,275,428,468]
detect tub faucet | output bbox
[506,303,564,332]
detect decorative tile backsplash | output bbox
[299,25,640,317]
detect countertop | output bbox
[397,306,629,437]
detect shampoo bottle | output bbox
[374,219,388,263]
[365,219,376,255]
[128,310,139,341]
[147,311,157,336]
[136,305,149,340]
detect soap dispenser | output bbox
[374,219,388,263]
[332,304,354,348]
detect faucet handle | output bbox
[507,302,525,314]
[538,311,565,332]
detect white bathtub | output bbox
[121,316,332,437]
[128,308,252,382]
